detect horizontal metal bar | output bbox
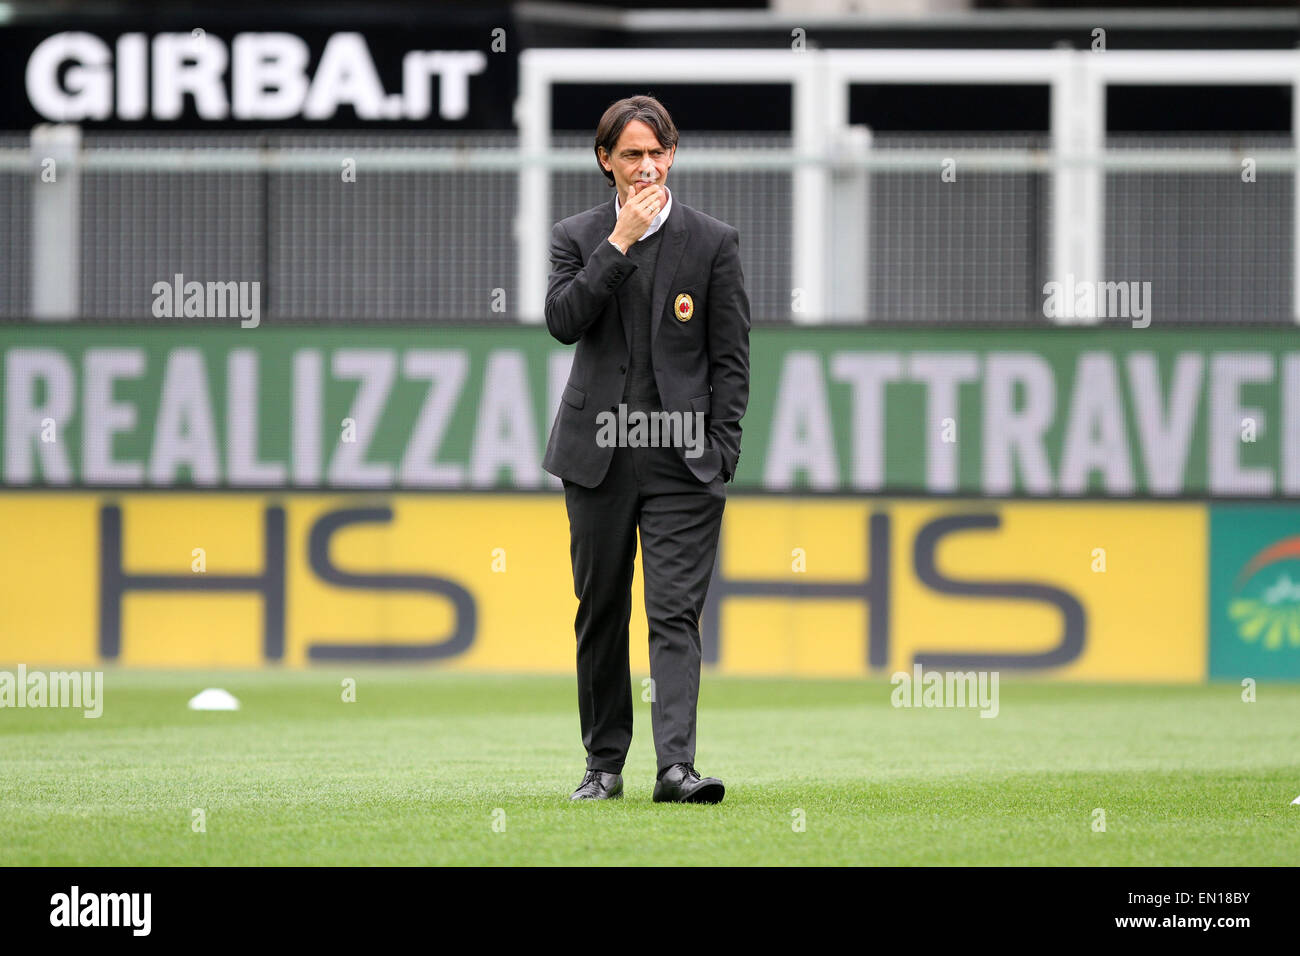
[0,147,1293,173]
[517,3,1300,32]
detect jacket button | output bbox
[609,405,617,412]
[619,365,627,373]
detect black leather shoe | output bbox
[570,769,623,800]
[652,762,725,804]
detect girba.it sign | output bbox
[25,31,488,123]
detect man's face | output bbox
[599,119,674,199]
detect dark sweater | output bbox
[620,227,665,410]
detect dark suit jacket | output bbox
[541,192,751,489]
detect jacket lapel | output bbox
[603,196,634,349]
[649,201,689,350]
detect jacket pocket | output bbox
[562,383,586,409]
[689,392,711,415]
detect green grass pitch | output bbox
[1,670,1297,865]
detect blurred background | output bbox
[2,0,1299,683]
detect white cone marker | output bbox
[187,688,240,711]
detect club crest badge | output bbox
[674,293,694,322]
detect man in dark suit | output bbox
[541,95,751,803]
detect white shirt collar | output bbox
[614,185,672,241]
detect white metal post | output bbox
[1050,48,1104,324]
[829,124,872,321]
[30,124,81,320]
[516,51,551,324]
[792,49,827,322]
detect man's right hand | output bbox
[608,182,664,253]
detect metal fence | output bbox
[0,128,1295,325]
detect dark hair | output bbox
[593,95,678,188]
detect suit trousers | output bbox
[562,426,726,777]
